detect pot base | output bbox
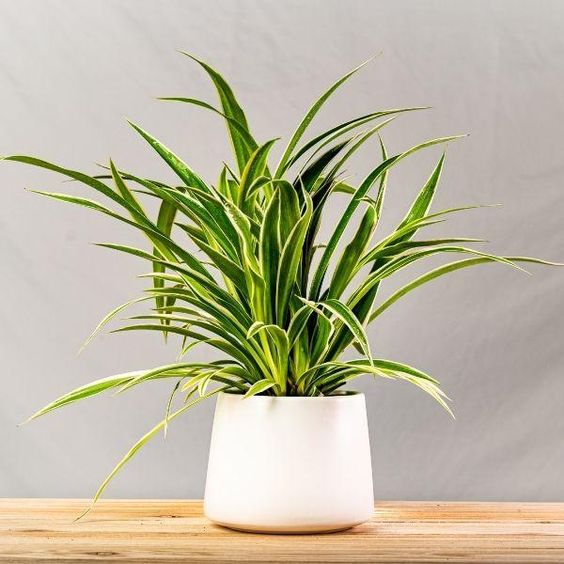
[210,518,367,534]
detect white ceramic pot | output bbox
[204,391,373,533]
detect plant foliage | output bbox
[5,54,559,513]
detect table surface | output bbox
[1,499,564,563]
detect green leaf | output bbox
[4,155,131,211]
[112,323,206,340]
[76,387,225,519]
[397,153,445,231]
[188,238,248,294]
[23,370,181,423]
[359,205,496,267]
[79,295,152,353]
[246,175,272,201]
[276,180,301,243]
[332,180,356,194]
[275,194,312,324]
[348,246,526,310]
[285,107,427,171]
[245,322,289,390]
[237,139,277,211]
[128,121,210,192]
[307,298,373,365]
[275,57,375,175]
[287,304,314,349]
[259,188,281,322]
[163,379,183,438]
[309,135,465,300]
[158,96,258,154]
[181,53,256,173]
[328,202,377,299]
[244,379,275,398]
[144,182,240,260]
[245,321,263,339]
[369,256,562,323]
[109,160,144,213]
[309,307,334,366]
[294,139,350,193]
[116,362,204,394]
[153,194,178,321]
[33,190,212,280]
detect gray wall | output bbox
[1,0,563,501]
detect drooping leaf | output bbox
[76,387,225,519]
[244,379,275,398]
[79,295,153,353]
[368,256,562,323]
[23,369,182,423]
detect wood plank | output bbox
[1,499,563,563]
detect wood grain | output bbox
[1,499,563,563]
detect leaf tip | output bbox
[17,417,32,427]
[73,504,93,523]
[362,51,383,66]
[178,50,200,65]
[125,118,141,132]
[19,408,42,426]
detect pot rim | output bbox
[220,390,363,401]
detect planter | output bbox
[204,391,373,533]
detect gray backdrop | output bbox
[1,0,563,501]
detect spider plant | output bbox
[5,54,559,513]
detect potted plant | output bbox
[6,54,559,533]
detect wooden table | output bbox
[1,499,563,563]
